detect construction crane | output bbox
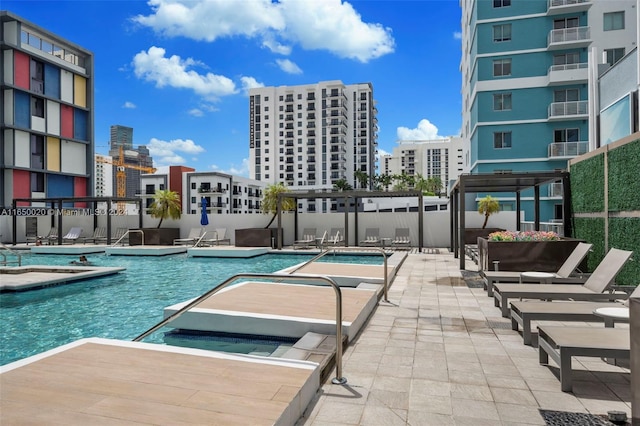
[96,146,156,208]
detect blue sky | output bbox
[7,0,463,176]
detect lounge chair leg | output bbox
[487,280,494,297]
[559,351,573,392]
[494,294,500,307]
[522,319,532,346]
[539,344,549,365]
[501,296,509,318]
[511,317,519,331]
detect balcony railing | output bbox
[548,62,588,85]
[547,0,591,15]
[548,26,590,49]
[548,182,563,198]
[548,141,588,157]
[548,100,588,119]
[198,187,226,194]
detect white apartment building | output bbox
[94,154,113,197]
[140,170,265,215]
[381,137,464,191]
[248,80,378,212]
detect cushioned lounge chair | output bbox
[83,227,107,244]
[199,228,231,246]
[483,242,593,297]
[173,228,205,246]
[493,248,633,317]
[360,228,381,247]
[538,325,630,392]
[62,227,83,244]
[293,228,317,249]
[512,285,638,345]
[391,228,411,249]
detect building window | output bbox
[494,132,512,149]
[493,24,511,42]
[30,134,44,169]
[604,11,624,31]
[493,93,512,111]
[554,89,579,102]
[493,59,511,77]
[553,52,580,66]
[30,59,44,94]
[604,48,625,66]
[493,0,510,7]
[554,128,579,142]
[31,96,45,118]
[31,172,44,192]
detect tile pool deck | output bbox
[0,249,633,424]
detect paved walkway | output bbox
[299,250,632,425]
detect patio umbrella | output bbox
[200,197,209,226]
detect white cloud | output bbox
[134,0,395,63]
[123,101,136,109]
[240,76,265,95]
[132,46,242,101]
[276,58,302,74]
[376,148,391,161]
[148,137,205,166]
[453,31,462,40]
[397,119,446,141]
[188,108,204,117]
[211,158,250,177]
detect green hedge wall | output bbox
[573,217,605,272]
[570,154,604,213]
[609,217,640,286]
[608,139,640,212]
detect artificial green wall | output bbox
[570,138,639,286]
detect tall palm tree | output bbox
[478,195,500,229]
[149,189,182,228]
[261,183,296,228]
[333,178,353,191]
[376,173,393,191]
[354,170,369,189]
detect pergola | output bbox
[449,171,571,270]
[10,196,144,245]
[276,190,424,251]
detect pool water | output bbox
[163,330,299,357]
[0,253,382,365]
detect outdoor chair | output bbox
[492,248,633,317]
[61,227,83,244]
[83,227,107,244]
[293,228,317,249]
[105,228,129,246]
[200,228,231,246]
[173,228,205,246]
[510,284,639,345]
[483,242,593,297]
[27,226,57,245]
[326,228,345,247]
[391,228,411,250]
[360,228,381,247]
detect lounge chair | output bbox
[538,325,630,392]
[360,228,381,247]
[173,228,205,246]
[97,227,129,245]
[27,227,57,245]
[199,228,231,246]
[83,227,107,244]
[391,228,411,249]
[326,228,345,247]
[511,285,637,345]
[293,228,317,249]
[483,242,593,297]
[492,248,633,317]
[61,227,83,244]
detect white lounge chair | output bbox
[293,228,317,249]
[83,227,107,244]
[200,228,231,246]
[391,228,411,249]
[326,228,345,247]
[173,228,205,246]
[493,248,633,317]
[360,228,381,247]
[62,227,83,244]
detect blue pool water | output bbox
[0,253,382,365]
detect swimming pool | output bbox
[0,252,382,365]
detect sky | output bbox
[6,0,463,176]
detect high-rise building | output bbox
[248,80,378,212]
[108,125,154,198]
[0,11,94,208]
[381,137,464,192]
[459,0,637,221]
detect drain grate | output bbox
[539,409,624,426]
[485,320,513,330]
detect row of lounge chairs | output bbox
[173,228,230,246]
[27,227,130,245]
[293,227,412,249]
[479,243,635,392]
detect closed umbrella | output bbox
[200,197,209,226]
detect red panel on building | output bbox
[60,104,74,138]
[169,166,195,208]
[14,51,30,89]
[74,177,87,208]
[13,170,30,206]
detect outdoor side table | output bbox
[520,271,555,284]
[593,306,630,328]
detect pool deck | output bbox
[0,250,633,425]
[0,265,125,292]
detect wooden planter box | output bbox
[477,237,586,272]
[129,228,180,246]
[235,228,279,248]
[464,228,505,245]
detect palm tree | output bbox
[149,189,182,228]
[478,195,500,229]
[376,173,393,191]
[261,183,296,228]
[414,174,431,194]
[333,178,353,191]
[354,170,369,189]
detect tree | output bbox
[354,170,369,189]
[376,173,393,191]
[149,189,182,228]
[333,178,353,191]
[261,183,296,228]
[427,176,443,196]
[477,195,500,229]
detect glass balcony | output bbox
[548,141,588,157]
[547,0,591,16]
[548,101,588,120]
[548,26,591,50]
[547,62,588,85]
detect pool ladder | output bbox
[134,272,348,385]
[0,243,22,266]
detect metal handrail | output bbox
[0,243,22,266]
[113,229,144,246]
[133,272,347,385]
[194,231,210,247]
[288,246,389,302]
